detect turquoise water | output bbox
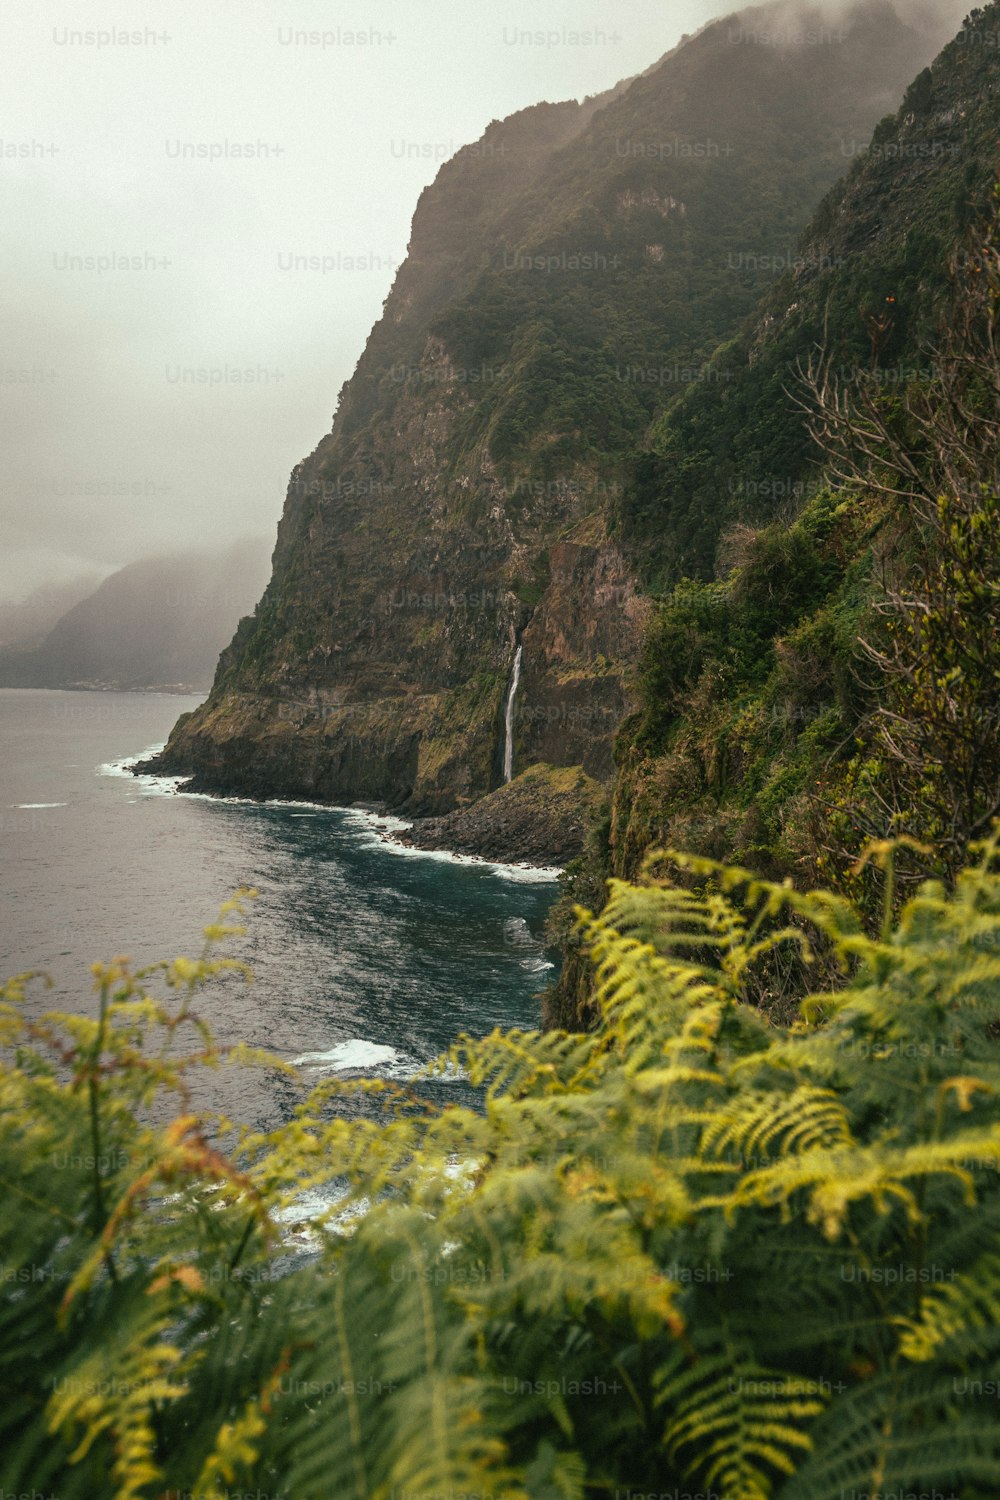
[0,689,560,1129]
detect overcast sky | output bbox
[0,0,964,602]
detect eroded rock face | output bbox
[517,543,649,783]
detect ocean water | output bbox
[0,689,560,1131]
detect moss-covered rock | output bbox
[402,763,606,866]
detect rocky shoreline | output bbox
[132,755,601,870]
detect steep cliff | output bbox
[617,4,1000,584]
[153,0,947,851]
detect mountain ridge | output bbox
[543,0,1000,1023]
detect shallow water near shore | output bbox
[0,689,560,1130]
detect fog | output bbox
[1,0,972,601]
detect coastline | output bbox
[120,747,564,883]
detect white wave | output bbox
[272,1185,345,1223]
[12,802,68,809]
[275,1152,481,1246]
[494,862,563,883]
[97,741,190,799]
[292,1038,404,1072]
[520,957,556,973]
[95,747,561,880]
[336,807,414,843]
[338,806,562,883]
[291,1038,471,1088]
[138,776,187,796]
[503,916,534,947]
[274,1184,372,1247]
[97,740,165,776]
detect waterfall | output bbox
[502,643,522,783]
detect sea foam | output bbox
[97,749,562,881]
[291,1038,404,1072]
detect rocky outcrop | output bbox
[401,764,606,866]
[516,542,649,781]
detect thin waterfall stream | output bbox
[502,644,523,783]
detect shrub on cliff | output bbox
[3,843,1000,1497]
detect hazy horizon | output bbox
[1,0,969,603]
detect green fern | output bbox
[658,1345,826,1500]
[4,843,1000,1494]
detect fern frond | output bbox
[658,1347,825,1499]
[443,1026,600,1099]
[44,1285,188,1500]
[898,1251,1000,1362]
[784,1369,1000,1500]
[702,1086,855,1165]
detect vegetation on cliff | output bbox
[5,838,1000,1497]
[612,196,1000,876]
[615,3,1000,583]
[545,10,1000,1016]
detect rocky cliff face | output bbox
[617,2,1000,588]
[154,0,951,854]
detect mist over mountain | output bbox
[763,0,968,37]
[0,539,272,692]
[0,574,105,653]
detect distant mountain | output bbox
[0,574,104,653]
[0,539,273,692]
[151,0,950,815]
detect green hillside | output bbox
[548,3,1000,1022]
